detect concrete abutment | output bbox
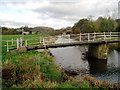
[88,44,108,60]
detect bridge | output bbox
[7,32,120,60]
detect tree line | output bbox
[72,16,120,34]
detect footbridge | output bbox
[9,32,120,59]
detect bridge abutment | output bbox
[88,44,108,59]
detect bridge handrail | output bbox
[4,32,120,52]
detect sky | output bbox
[0,0,119,29]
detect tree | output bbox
[108,17,115,32]
[115,19,120,32]
[87,15,94,21]
[99,18,108,32]
[99,17,115,32]
[72,19,98,33]
[23,25,29,31]
[2,27,8,31]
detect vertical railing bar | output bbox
[7,40,9,52]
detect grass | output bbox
[2,34,47,40]
[2,50,92,88]
[1,34,48,47]
[1,34,47,62]
[108,43,120,52]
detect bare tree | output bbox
[112,8,118,20]
[104,9,110,19]
[87,15,94,21]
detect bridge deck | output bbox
[27,40,120,51]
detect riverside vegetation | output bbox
[1,35,120,89]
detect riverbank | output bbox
[108,43,120,51]
[2,48,119,88]
[2,49,92,88]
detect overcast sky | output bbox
[0,0,119,29]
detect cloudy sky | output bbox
[0,0,119,29]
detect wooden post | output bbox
[69,34,70,42]
[7,40,9,52]
[22,28,24,45]
[94,32,96,41]
[110,32,111,40]
[79,33,81,41]
[43,38,47,49]
[12,38,13,45]
[20,37,22,47]
[43,38,45,45]
[104,32,106,40]
[17,38,19,49]
[62,34,63,38]
[25,40,27,47]
[88,33,90,41]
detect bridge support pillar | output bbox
[88,44,108,59]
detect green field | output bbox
[2,34,48,46]
[2,34,47,40]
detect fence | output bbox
[2,38,27,52]
[62,32,120,42]
[2,32,120,52]
[3,36,57,52]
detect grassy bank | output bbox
[2,49,119,89]
[108,43,120,51]
[2,50,93,88]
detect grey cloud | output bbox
[35,3,87,21]
[0,19,35,27]
[33,0,118,22]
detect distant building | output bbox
[118,1,120,19]
[16,30,32,35]
[16,30,22,32]
[23,32,29,35]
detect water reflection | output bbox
[88,59,107,74]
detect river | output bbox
[50,37,119,83]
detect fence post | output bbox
[79,33,81,41]
[17,38,19,49]
[69,34,70,42]
[43,38,45,45]
[12,38,13,45]
[62,34,63,38]
[94,32,96,41]
[25,40,27,47]
[20,37,22,47]
[104,32,106,40]
[110,32,111,40]
[7,40,9,52]
[88,33,90,41]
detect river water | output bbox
[50,37,120,83]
